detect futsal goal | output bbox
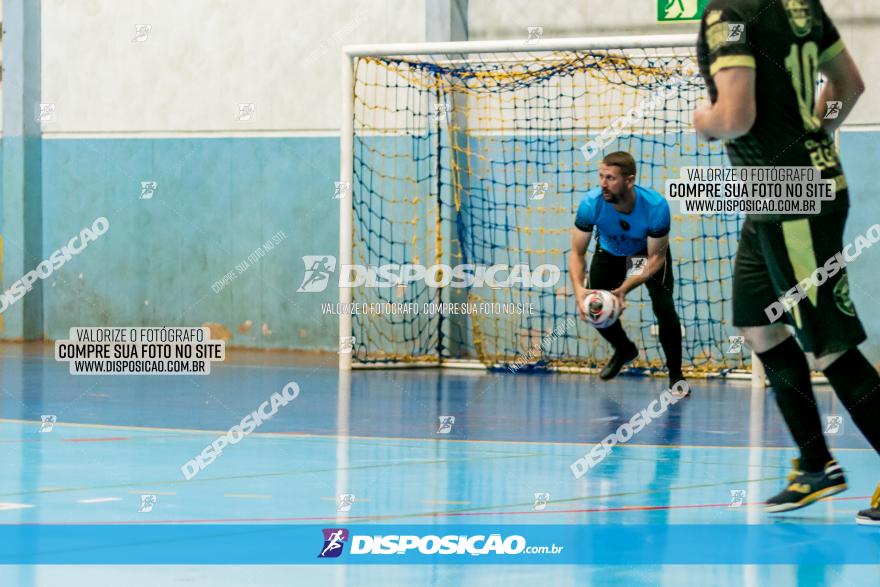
[338,34,749,379]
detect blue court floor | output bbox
[0,344,878,586]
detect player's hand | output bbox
[576,288,591,321]
[693,101,718,141]
[610,287,627,311]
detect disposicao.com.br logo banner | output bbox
[2,524,878,565]
[317,527,563,559]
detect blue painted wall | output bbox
[14,131,880,363]
[39,137,338,350]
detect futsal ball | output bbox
[582,290,622,329]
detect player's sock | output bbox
[757,337,833,472]
[658,313,683,382]
[823,348,880,453]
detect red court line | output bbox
[3,495,869,525]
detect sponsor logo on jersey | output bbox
[783,0,813,37]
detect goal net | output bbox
[340,35,744,376]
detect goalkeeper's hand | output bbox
[575,287,593,321]
[609,286,628,311]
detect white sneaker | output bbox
[668,379,691,399]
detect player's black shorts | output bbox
[587,246,675,303]
[732,210,866,357]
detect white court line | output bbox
[0,502,34,510]
[0,417,874,452]
[77,497,122,504]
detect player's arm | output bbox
[611,234,669,301]
[568,228,593,320]
[816,49,865,133]
[693,67,756,140]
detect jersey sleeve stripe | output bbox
[709,55,756,76]
[819,39,846,64]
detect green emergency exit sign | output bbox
[658,0,708,22]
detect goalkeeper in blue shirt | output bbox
[568,151,687,395]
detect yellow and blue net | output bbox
[349,44,743,376]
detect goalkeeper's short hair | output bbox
[601,151,637,178]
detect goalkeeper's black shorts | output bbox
[587,246,675,304]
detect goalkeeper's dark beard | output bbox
[602,188,623,204]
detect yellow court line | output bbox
[0,417,874,452]
[327,476,796,524]
[127,490,176,496]
[0,454,537,499]
[0,417,538,456]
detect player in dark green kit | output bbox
[694,0,880,524]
